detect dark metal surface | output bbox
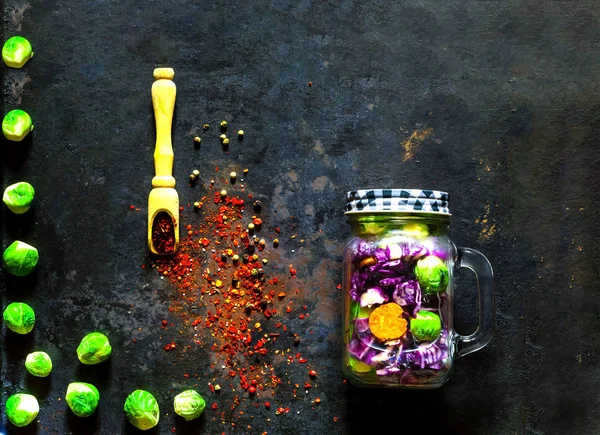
[2,1,600,434]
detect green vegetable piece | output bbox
[3,302,35,334]
[124,389,160,430]
[2,36,34,68]
[77,332,112,364]
[5,393,39,427]
[65,382,100,417]
[410,311,442,342]
[2,109,33,141]
[173,389,205,421]
[3,182,35,214]
[25,351,52,377]
[3,240,39,276]
[402,223,430,239]
[348,356,373,373]
[414,255,449,294]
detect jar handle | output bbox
[455,247,495,357]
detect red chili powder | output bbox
[152,211,175,254]
[146,166,318,424]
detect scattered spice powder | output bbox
[146,163,320,427]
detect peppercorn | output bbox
[221,252,227,261]
[293,335,301,345]
[273,239,279,247]
[259,239,266,247]
[253,200,262,212]
[210,179,215,185]
[238,130,244,139]
[220,120,228,129]
[242,254,249,263]
[222,138,230,146]
[257,268,264,276]
[203,123,210,131]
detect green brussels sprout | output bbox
[77,332,112,364]
[2,109,34,141]
[25,351,52,377]
[3,302,35,334]
[414,255,449,294]
[173,389,205,421]
[3,240,39,276]
[65,382,100,417]
[3,182,35,214]
[124,389,160,430]
[402,223,430,239]
[410,310,442,342]
[347,356,373,373]
[5,393,39,427]
[2,36,34,68]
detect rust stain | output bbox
[311,175,329,191]
[402,128,433,161]
[477,204,498,241]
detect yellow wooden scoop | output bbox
[148,68,179,255]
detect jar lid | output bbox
[345,189,450,215]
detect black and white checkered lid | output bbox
[345,189,450,215]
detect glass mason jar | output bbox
[342,189,494,388]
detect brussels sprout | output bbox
[77,332,112,364]
[3,182,35,214]
[124,389,160,430]
[3,302,35,334]
[347,356,373,373]
[402,223,429,239]
[3,240,39,276]
[5,393,39,427]
[25,351,52,377]
[414,255,449,294]
[2,36,34,68]
[65,382,100,417]
[173,389,205,421]
[410,311,442,342]
[2,109,33,141]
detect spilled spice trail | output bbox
[144,166,320,427]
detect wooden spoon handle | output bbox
[151,68,176,188]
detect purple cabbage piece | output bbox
[352,240,376,261]
[360,287,389,307]
[403,340,448,370]
[401,243,430,263]
[354,317,370,333]
[392,279,422,315]
[348,334,380,365]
